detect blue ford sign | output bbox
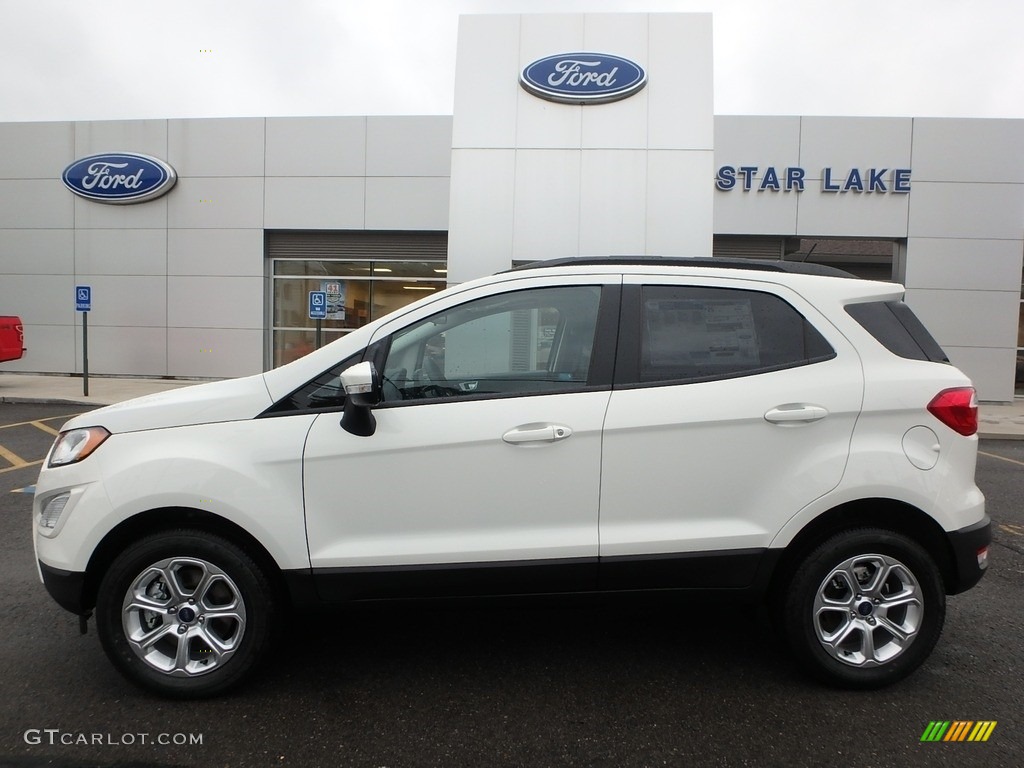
[520,52,647,105]
[61,153,177,204]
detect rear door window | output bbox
[623,285,835,385]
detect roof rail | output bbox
[507,255,856,278]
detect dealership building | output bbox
[1,13,1022,400]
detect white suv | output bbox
[33,257,990,697]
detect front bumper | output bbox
[945,515,991,595]
[39,561,89,615]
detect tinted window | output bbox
[846,301,949,363]
[381,286,602,402]
[638,286,834,384]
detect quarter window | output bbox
[381,286,602,402]
[638,285,834,384]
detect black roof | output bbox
[509,255,856,278]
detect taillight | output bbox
[927,387,978,436]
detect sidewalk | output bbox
[2,372,1023,439]
[0,373,203,408]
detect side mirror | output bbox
[340,361,381,436]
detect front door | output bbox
[302,277,619,600]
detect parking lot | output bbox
[1,402,1021,767]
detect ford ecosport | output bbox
[33,257,990,697]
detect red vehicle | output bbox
[0,316,25,363]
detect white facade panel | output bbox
[944,347,1017,404]
[580,93,648,150]
[796,187,910,238]
[908,182,1024,240]
[75,275,167,328]
[168,276,264,330]
[798,117,913,179]
[515,97,582,150]
[365,177,450,231]
[451,15,520,149]
[714,116,801,166]
[647,151,716,255]
[265,117,366,177]
[168,178,264,229]
[4,324,75,374]
[712,116,802,235]
[74,229,167,276]
[447,150,516,283]
[912,118,1024,183]
[515,15,585,150]
[0,229,74,275]
[74,120,168,159]
[0,180,73,228]
[647,13,714,150]
[713,183,800,236]
[519,14,585,65]
[451,12,715,280]
[0,122,73,178]
[168,328,262,378]
[0,274,75,328]
[74,195,167,230]
[168,118,265,177]
[264,177,364,230]
[580,14,649,150]
[904,289,1019,348]
[77,325,167,376]
[579,150,647,254]
[512,150,582,261]
[904,238,1024,291]
[366,117,453,177]
[168,229,264,277]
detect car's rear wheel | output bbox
[96,530,276,698]
[782,528,945,689]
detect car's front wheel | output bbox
[782,528,945,689]
[95,529,276,698]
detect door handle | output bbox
[502,424,573,444]
[764,404,829,424]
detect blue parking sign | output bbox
[308,291,327,320]
[76,285,92,312]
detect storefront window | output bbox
[271,259,446,366]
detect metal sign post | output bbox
[308,291,327,349]
[75,285,92,396]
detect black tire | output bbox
[782,528,945,689]
[95,529,276,698]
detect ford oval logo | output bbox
[520,52,647,105]
[61,153,177,204]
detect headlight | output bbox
[48,427,111,467]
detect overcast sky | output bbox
[1,0,1020,123]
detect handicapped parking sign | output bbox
[308,291,327,320]
[75,285,91,312]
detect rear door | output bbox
[598,275,863,589]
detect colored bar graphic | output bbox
[921,721,950,741]
[945,721,972,741]
[968,722,997,742]
[921,721,996,742]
